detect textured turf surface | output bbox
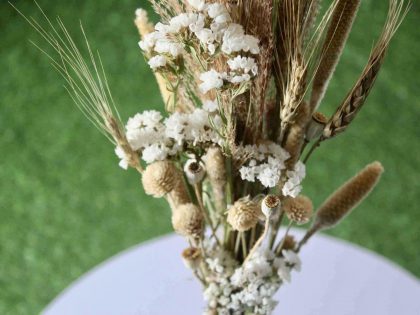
[1,1,419,314]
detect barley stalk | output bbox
[323,0,409,139]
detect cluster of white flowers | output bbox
[238,143,291,188]
[282,161,306,198]
[199,54,259,93]
[227,55,259,84]
[138,0,260,93]
[203,248,301,315]
[238,143,306,192]
[115,108,223,166]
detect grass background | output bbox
[1,0,419,314]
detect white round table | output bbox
[42,229,420,315]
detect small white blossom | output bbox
[138,31,162,53]
[282,249,302,271]
[147,55,167,69]
[239,144,288,188]
[187,0,206,11]
[154,38,184,57]
[114,146,130,170]
[227,56,258,75]
[142,143,168,163]
[203,99,218,112]
[282,161,306,197]
[199,69,225,93]
[196,28,215,45]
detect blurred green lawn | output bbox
[0,0,419,314]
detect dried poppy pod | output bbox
[261,195,281,218]
[283,195,313,225]
[172,203,204,238]
[227,196,261,232]
[184,159,206,185]
[181,247,202,270]
[142,160,179,198]
[306,112,328,141]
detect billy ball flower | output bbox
[172,203,204,238]
[227,196,261,232]
[184,159,206,185]
[283,195,313,225]
[141,160,179,197]
[261,195,281,218]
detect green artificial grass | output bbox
[0,1,419,314]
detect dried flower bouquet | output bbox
[19,0,408,314]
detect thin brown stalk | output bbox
[13,2,143,172]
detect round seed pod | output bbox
[184,159,205,185]
[227,196,261,232]
[168,178,191,207]
[261,194,281,218]
[142,160,179,198]
[172,203,204,238]
[283,195,313,225]
[181,247,202,270]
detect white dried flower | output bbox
[282,250,302,271]
[187,0,206,11]
[154,38,184,57]
[282,161,306,197]
[114,146,130,170]
[227,56,258,75]
[196,28,215,45]
[138,31,162,53]
[142,143,169,163]
[203,99,218,112]
[147,55,167,70]
[199,70,225,93]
